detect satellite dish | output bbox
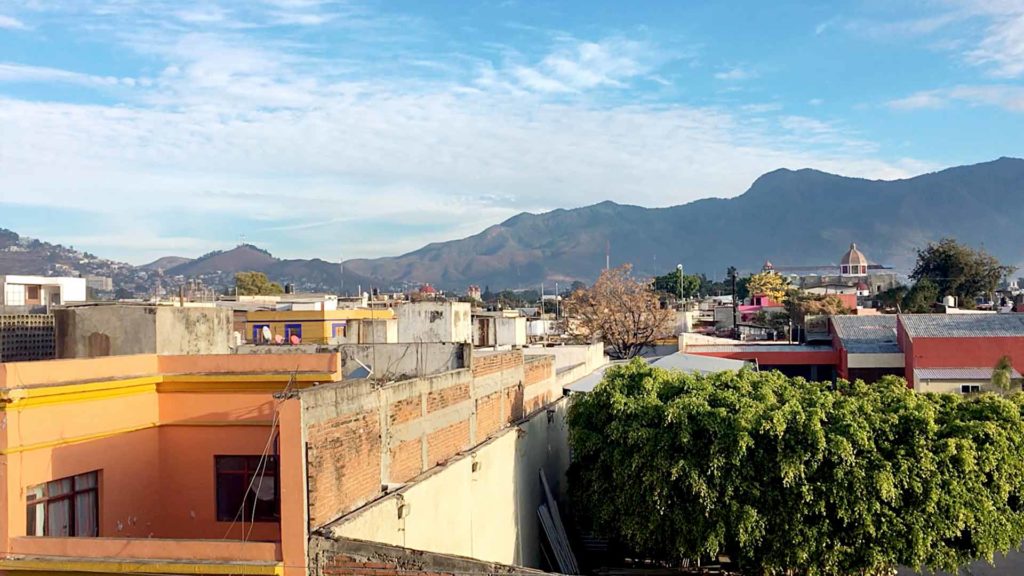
[261,326,272,343]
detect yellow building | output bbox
[245,309,396,344]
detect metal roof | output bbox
[686,344,834,353]
[915,367,1023,381]
[831,315,901,354]
[900,314,1024,338]
[563,353,749,394]
[651,353,749,374]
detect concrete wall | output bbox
[524,342,607,388]
[154,307,231,355]
[495,317,527,347]
[846,352,905,369]
[237,342,468,381]
[397,302,472,344]
[326,398,570,568]
[310,536,543,576]
[295,348,562,533]
[55,306,158,358]
[54,306,230,358]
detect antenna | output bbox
[605,239,610,271]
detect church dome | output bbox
[840,243,868,276]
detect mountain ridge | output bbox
[2,157,1022,293]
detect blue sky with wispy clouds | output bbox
[0,0,1021,264]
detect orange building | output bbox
[0,343,579,576]
[0,353,341,576]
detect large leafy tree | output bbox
[910,238,1014,308]
[563,264,673,359]
[747,271,790,304]
[234,271,284,295]
[569,360,1024,575]
[652,269,701,299]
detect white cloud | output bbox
[887,91,947,110]
[965,8,1024,77]
[0,62,130,87]
[808,98,824,106]
[0,1,933,262]
[0,15,27,29]
[714,66,756,81]
[887,85,1024,112]
[496,37,664,93]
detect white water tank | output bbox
[943,295,956,308]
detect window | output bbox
[283,323,302,342]
[961,384,981,394]
[331,322,347,339]
[215,456,279,522]
[26,471,99,537]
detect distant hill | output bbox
[164,244,376,293]
[345,157,1024,288]
[3,157,1022,294]
[140,256,192,272]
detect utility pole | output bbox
[676,264,684,308]
[731,267,739,338]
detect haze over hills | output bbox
[2,157,1023,293]
[344,157,1024,288]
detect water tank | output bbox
[943,295,956,308]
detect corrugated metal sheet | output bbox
[915,367,1023,380]
[652,352,748,373]
[686,344,834,353]
[900,314,1024,338]
[832,315,900,354]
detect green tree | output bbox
[652,269,701,299]
[569,360,1024,576]
[992,355,1016,391]
[910,238,1015,308]
[234,271,284,296]
[876,284,909,311]
[902,278,940,313]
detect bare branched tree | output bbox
[563,264,674,359]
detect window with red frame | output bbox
[215,455,279,522]
[26,471,99,537]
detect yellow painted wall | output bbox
[245,310,395,344]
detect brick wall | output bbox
[301,349,561,530]
[475,392,504,438]
[389,439,422,484]
[471,350,522,377]
[426,383,470,413]
[306,410,381,528]
[524,355,553,386]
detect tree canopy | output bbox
[910,238,1014,308]
[652,269,702,299]
[568,360,1024,575]
[234,271,284,295]
[747,271,790,304]
[563,265,673,359]
[785,291,850,327]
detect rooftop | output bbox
[832,315,900,354]
[915,367,1023,381]
[899,314,1024,338]
[688,344,835,353]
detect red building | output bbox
[686,313,1024,394]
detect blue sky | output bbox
[0,0,1021,264]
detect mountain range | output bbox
[3,157,1023,293]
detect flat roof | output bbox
[652,353,749,373]
[915,367,1022,381]
[688,344,834,353]
[900,314,1024,338]
[832,315,901,354]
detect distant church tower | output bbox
[761,260,776,275]
[840,243,868,277]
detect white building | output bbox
[0,275,87,310]
[397,301,472,343]
[473,310,527,348]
